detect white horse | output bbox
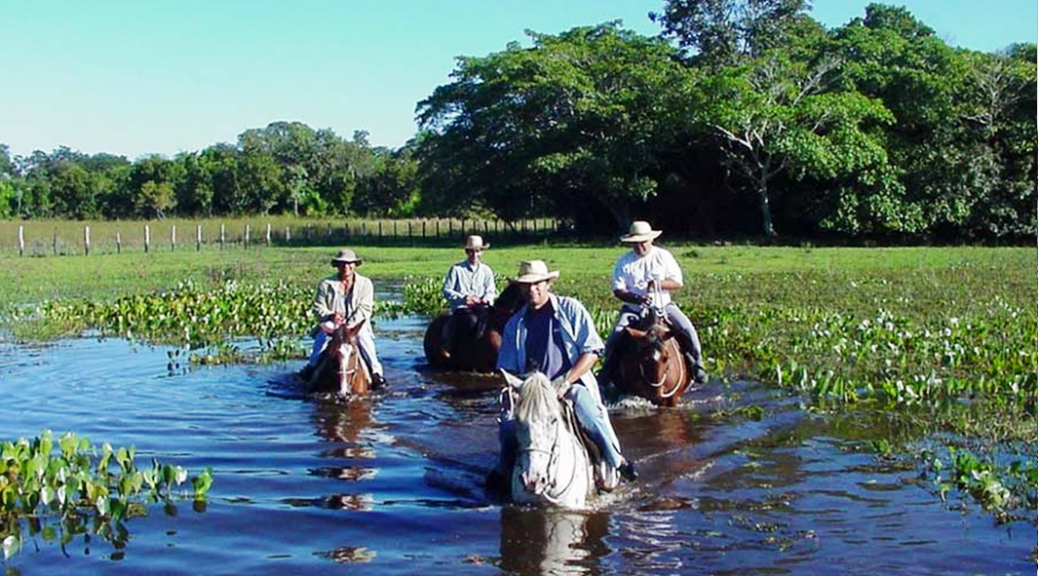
[502,371,595,509]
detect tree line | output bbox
[1,2,1034,243]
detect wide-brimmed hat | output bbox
[513,260,560,284]
[620,220,663,243]
[330,248,363,266]
[464,235,490,251]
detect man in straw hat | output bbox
[600,221,707,387]
[492,259,638,489]
[440,235,497,355]
[304,248,386,388]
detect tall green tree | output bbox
[651,0,811,68]
[418,23,694,230]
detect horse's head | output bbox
[491,283,525,320]
[616,307,687,405]
[624,306,673,357]
[505,371,565,497]
[312,321,369,396]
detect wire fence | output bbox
[3,217,563,257]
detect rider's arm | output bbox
[561,352,599,386]
[442,266,467,308]
[313,280,336,322]
[614,288,649,306]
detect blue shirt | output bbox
[442,260,497,310]
[523,301,572,379]
[497,293,605,405]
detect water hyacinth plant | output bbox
[0,430,212,560]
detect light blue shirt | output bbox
[442,260,497,310]
[497,294,605,405]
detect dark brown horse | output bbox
[424,282,524,372]
[611,307,692,407]
[306,321,371,396]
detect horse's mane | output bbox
[515,372,561,422]
[494,282,525,315]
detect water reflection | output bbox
[499,507,610,576]
[310,397,381,511]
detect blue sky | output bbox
[1,0,1034,161]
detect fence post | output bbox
[285,226,291,243]
[265,223,271,247]
[422,220,427,239]
[18,225,24,257]
[84,226,90,256]
[483,220,489,237]
[244,224,251,248]
[448,219,453,238]
[116,232,122,254]
[220,223,226,250]
[144,224,151,253]
[52,227,58,256]
[196,225,202,251]
[378,221,383,242]
[436,220,440,238]
[171,225,177,252]
[306,223,312,241]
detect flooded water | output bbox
[0,314,1033,575]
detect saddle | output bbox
[558,397,606,481]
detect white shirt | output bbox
[611,246,683,310]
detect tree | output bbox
[418,23,694,230]
[699,49,906,237]
[651,0,811,68]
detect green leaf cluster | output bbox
[0,430,212,560]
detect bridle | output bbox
[519,399,582,505]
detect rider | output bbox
[600,221,708,387]
[492,260,637,489]
[305,248,387,388]
[441,235,497,355]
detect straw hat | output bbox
[330,248,363,266]
[620,220,663,243]
[513,260,560,283]
[464,235,490,251]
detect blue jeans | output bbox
[497,383,623,474]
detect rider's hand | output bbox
[333,312,345,326]
[464,295,481,307]
[551,375,572,399]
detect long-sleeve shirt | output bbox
[497,293,605,405]
[442,260,497,310]
[312,273,374,330]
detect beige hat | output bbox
[464,235,490,251]
[330,248,363,266]
[513,260,560,283]
[620,220,663,243]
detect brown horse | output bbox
[611,307,692,407]
[424,282,524,372]
[306,321,371,396]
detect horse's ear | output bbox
[625,327,648,340]
[346,319,367,339]
[499,369,523,389]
